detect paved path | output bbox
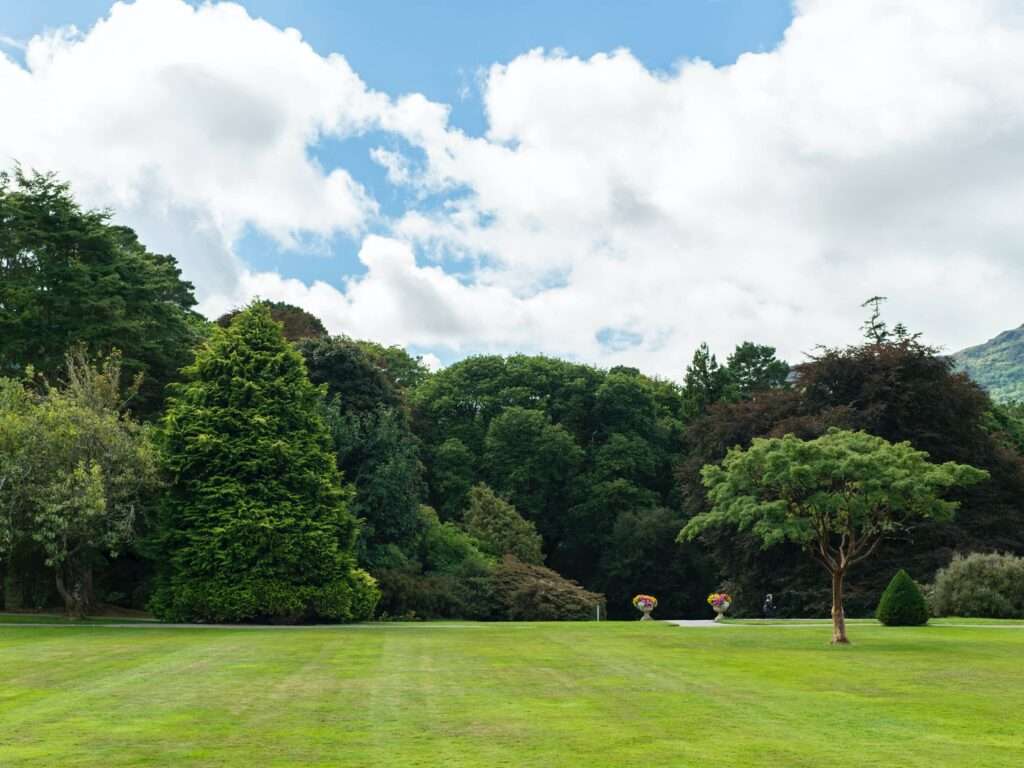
[663,619,1024,629]
[663,619,729,628]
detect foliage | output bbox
[372,506,496,620]
[412,354,689,616]
[355,339,432,393]
[151,304,376,623]
[725,342,790,398]
[0,350,159,616]
[217,301,327,342]
[929,552,1024,619]
[482,406,584,534]
[298,334,426,590]
[0,168,201,415]
[875,569,929,626]
[490,555,605,621]
[987,401,1024,455]
[599,506,710,618]
[299,336,402,414]
[681,428,987,642]
[678,311,1024,618]
[681,343,731,421]
[954,323,1024,403]
[324,403,424,561]
[461,484,544,564]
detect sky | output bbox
[1,0,1022,376]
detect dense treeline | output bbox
[2,170,1023,621]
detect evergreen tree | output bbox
[725,342,790,398]
[462,484,544,565]
[876,569,929,626]
[151,304,377,623]
[681,343,731,421]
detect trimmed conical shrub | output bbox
[876,569,929,626]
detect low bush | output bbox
[929,552,1024,618]
[490,555,605,621]
[373,568,497,620]
[875,569,929,626]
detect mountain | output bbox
[953,324,1024,403]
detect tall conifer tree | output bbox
[152,303,378,623]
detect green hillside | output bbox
[954,324,1024,403]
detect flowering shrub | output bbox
[632,594,657,611]
[707,592,732,609]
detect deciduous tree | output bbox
[680,429,987,643]
[0,168,200,415]
[0,350,158,616]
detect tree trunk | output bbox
[54,567,84,619]
[82,565,95,614]
[831,568,849,645]
[4,557,24,611]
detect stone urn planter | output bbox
[707,592,732,622]
[632,594,657,621]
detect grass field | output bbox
[1,618,1022,767]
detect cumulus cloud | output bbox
[378,0,1024,371]
[3,0,1024,376]
[0,0,387,294]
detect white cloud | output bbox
[377,0,1024,371]
[1,0,387,294]
[3,0,1024,377]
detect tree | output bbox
[680,429,987,643]
[355,340,432,392]
[412,353,690,610]
[725,342,790,398]
[0,168,201,415]
[217,301,327,342]
[875,569,929,626]
[299,336,401,414]
[677,309,1024,617]
[681,343,731,421]
[482,407,583,540]
[324,403,424,561]
[462,484,544,564]
[0,350,159,616]
[152,304,377,623]
[299,335,425,568]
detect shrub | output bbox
[875,569,929,626]
[374,569,497,620]
[490,556,605,621]
[461,484,544,564]
[929,552,1024,618]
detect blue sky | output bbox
[3,1,1020,375]
[1,0,792,291]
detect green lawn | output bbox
[1,620,1022,767]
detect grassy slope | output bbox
[0,621,1022,767]
[954,324,1024,402]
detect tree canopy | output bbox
[0,350,159,616]
[681,428,987,642]
[0,168,201,415]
